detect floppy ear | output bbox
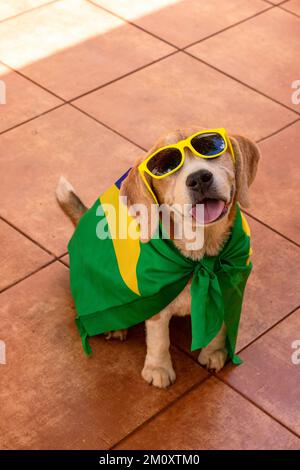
[120,160,159,243]
[230,135,260,208]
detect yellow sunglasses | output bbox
[138,128,235,203]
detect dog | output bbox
[56,126,260,388]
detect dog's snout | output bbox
[186,170,213,191]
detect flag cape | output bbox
[68,171,252,364]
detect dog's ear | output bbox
[230,135,260,208]
[120,160,158,243]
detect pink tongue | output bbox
[192,199,225,224]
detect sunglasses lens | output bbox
[191,132,226,157]
[146,148,182,176]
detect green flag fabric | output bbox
[68,171,252,364]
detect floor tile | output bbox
[0,104,143,256]
[0,219,53,291]
[0,0,51,21]
[282,0,300,15]
[116,377,300,449]
[0,0,174,100]
[250,120,300,244]
[187,8,300,110]
[267,0,288,4]
[0,262,207,449]
[93,0,269,48]
[74,52,296,149]
[220,309,300,436]
[234,217,300,351]
[0,63,62,132]
[59,254,69,267]
[171,216,300,354]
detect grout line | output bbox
[0,215,56,257]
[0,2,298,258]
[1,7,297,145]
[0,0,297,135]
[244,211,300,248]
[261,0,290,5]
[0,103,66,136]
[173,307,300,368]
[69,51,178,102]
[172,342,300,439]
[87,0,273,52]
[215,376,300,440]
[87,0,299,124]
[0,100,298,269]
[262,0,283,4]
[0,86,143,153]
[184,50,300,117]
[0,258,57,294]
[173,341,211,374]
[112,361,300,447]
[182,5,274,50]
[237,304,300,354]
[69,102,147,152]
[86,0,177,49]
[0,0,59,25]
[279,4,300,18]
[0,59,66,102]
[0,58,152,151]
[0,0,298,442]
[57,254,69,268]
[0,85,298,271]
[0,92,146,159]
[109,374,212,450]
[256,117,300,143]
[277,0,294,5]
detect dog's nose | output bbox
[186,170,213,191]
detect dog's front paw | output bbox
[142,362,176,388]
[198,348,228,372]
[105,329,128,341]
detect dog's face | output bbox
[150,128,235,226]
[121,126,260,250]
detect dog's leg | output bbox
[142,310,175,388]
[198,323,228,372]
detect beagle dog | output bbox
[57,126,260,388]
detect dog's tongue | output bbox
[192,199,225,224]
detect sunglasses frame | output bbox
[138,128,235,203]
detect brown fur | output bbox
[56,179,87,226]
[56,126,260,387]
[121,127,260,260]
[231,135,260,208]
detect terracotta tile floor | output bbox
[0,0,299,450]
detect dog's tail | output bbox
[56,176,87,226]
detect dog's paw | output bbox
[142,363,176,388]
[105,329,128,341]
[198,348,228,372]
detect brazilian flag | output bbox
[68,170,252,363]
